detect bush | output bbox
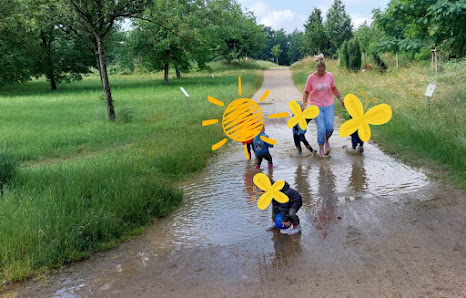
[340,40,349,69]
[348,37,362,71]
[371,52,388,73]
[0,152,19,193]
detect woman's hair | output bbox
[314,54,326,68]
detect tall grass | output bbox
[292,58,466,189]
[0,67,264,285]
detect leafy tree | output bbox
[303,8,327,56]
[354,21,382,64]
[27,0,94,90]
[373,0,466,57]
[348,37,361,71]
[210,2,265,63]
[325,0,352,57]
[61,0,148,120]
[340,40,349,68]
[0,0,35,87]
[287,30,305,63]
[271,45,282,64]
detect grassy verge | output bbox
[291,57,466,189]
[0,64,264,286]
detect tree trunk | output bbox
[176,67,181,79]
[164,63,169,85]
[96,37,115,121]
[396,52,399,68]
[42,35,57,90]
[50,77,57,90]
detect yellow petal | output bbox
[344,94,364,119]
[302,105,320,119]
[289,100,302,116]
[271,180,285,191]
[253,173,271,191]
[257,192,273,210]
[364,104,392,125]
[287,115,300,128]
[358,122,371,142]
[298,117,307,130]
[272,191,290,203]
[339,118,360,137]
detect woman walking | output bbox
[303,54,345,157]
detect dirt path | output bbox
[3,68,466,298]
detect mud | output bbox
[3,68,466,297]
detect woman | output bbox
[303,54,344,157]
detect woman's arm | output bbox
[303,90,310,105]
[333,87,344,108]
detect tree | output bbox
[324,0,352,57]
[340,40,349,68]
[348,38,361,71]
[271,44,282,64]
[354,22,382,64]
[303,8,327,56]
[373,0,466,57]
[27,0,95,90]
[0,0,35,87]
[209,2,265,63]
[62,0,148,120]
[287,30,304,63]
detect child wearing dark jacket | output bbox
[253,126,274,169]
[292,102,314,155]
[265,181,303,235]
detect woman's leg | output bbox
[323,105,334,154]
[314,107,326,156]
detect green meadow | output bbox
[292,58,466,189]
[0,60,273,285]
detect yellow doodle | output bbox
[286,100,320,130]
[253,173,289,210]
[339,91,392,142]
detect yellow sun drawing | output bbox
[202,77,320,160]
[339,91,392,142]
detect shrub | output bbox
[0,152,19,193]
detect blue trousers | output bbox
[314,105,334,145]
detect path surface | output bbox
[4,68,466,298]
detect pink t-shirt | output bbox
[304,72,336,107]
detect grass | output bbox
[0,63,265,286]
[291,57,466,189]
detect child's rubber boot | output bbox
[306,145,315,153]
[358,144,364,153]
[256,165,260,169]
[265,221,277,231]
[280,224,302,235]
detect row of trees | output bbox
[1,0,465,119]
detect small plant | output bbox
[0,152,19,193]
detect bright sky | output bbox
[237,0,390,33]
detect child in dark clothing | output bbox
[351,131,364,152]
[253,126,274,169]
[292,102,314,155]
[265,179,303,235]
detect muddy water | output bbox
[5,68,466,298]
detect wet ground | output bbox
[3,68,466,297]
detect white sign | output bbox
[179,87,189,97]
[424,83,436,98]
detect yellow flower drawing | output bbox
[253,173,289,210]
[286,100,320,130]
[339,92,392,142]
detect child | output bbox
[292,103,314,155]
[342,109,364,153]
[253,126,273,169]
[265,177,303,235]
[351,131,364,153]
[242,139,255,159]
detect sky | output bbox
[237,0,390,33]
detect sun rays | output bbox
[202,77,321,159]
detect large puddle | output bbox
[150,101,429,248]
